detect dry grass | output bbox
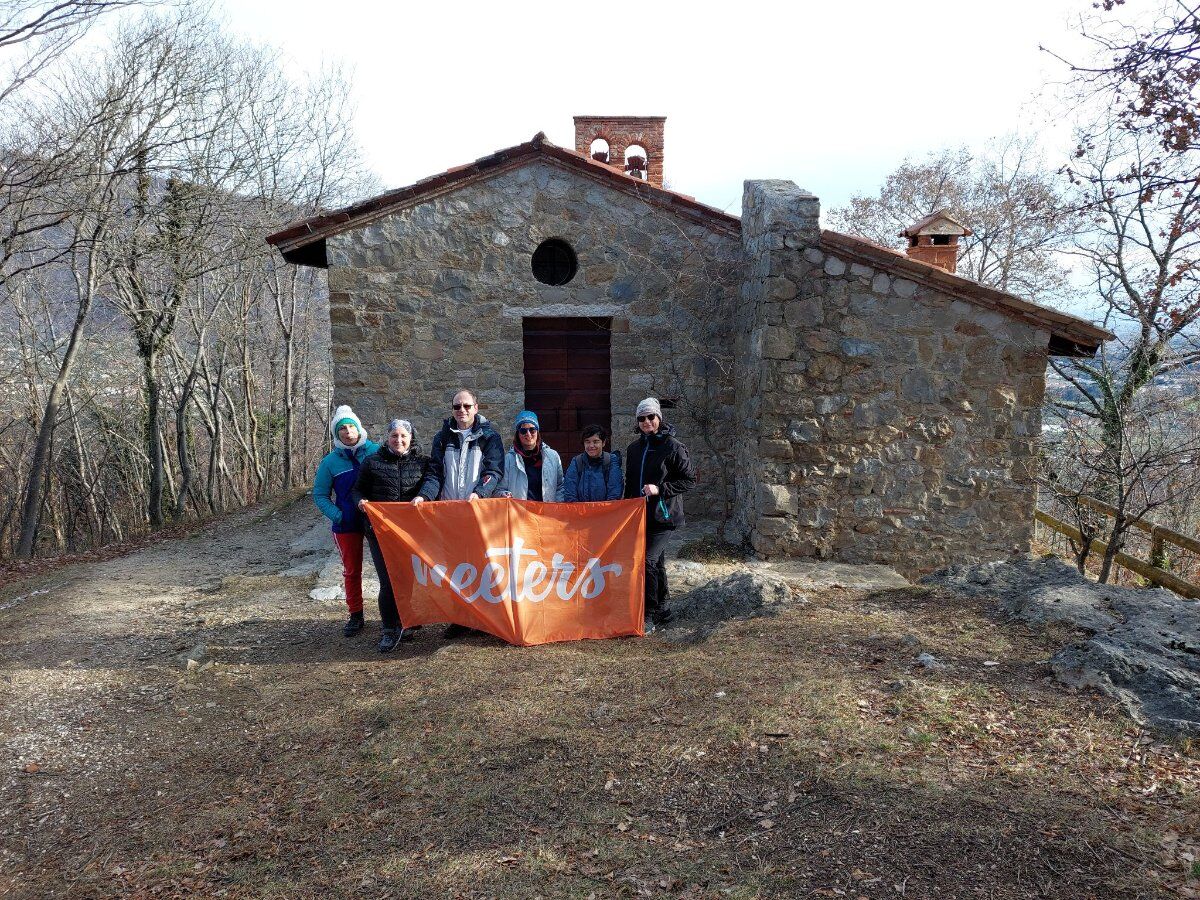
[1,500,1197,898]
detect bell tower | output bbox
[573,115,667,187]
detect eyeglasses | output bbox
[517,426,538,435]
[452,403,474,411]
[637,414,659,422]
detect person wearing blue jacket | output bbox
[563,424,623,503]
[499,410,564,502]
[312,405,380,637]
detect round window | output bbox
[531,238,578,286]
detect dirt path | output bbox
[1,497,1197,898]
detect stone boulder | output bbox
[659,568,808,644]
[925,556,1200,736]
[280,520,337,578]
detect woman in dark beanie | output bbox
[353,418,430,653]
[623,398,696,632]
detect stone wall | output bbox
[325,160,741,521]
[737,181,1049,574]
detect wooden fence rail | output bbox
[1035,506,1200,600]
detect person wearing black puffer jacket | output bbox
[623,397,696,633]
[352,418,431,653]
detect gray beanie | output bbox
[636,397,662,419]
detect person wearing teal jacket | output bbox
[312,405,380,637]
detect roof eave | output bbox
[819,230,1111,357]
[265,136,740,266]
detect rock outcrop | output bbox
[925,556,1200,736]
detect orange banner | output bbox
[363,498,646,645]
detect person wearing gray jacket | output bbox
[416,389,504,504]
[498,410,564,502]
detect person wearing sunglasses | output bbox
[418,388,504,504]
[499,411,564,502]
[352,418,430,653]
[624,397,695,633]
[420,389,505,641]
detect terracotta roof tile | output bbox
[901,208,973,236]
[266,135,740,256]
[819,230,1111,353]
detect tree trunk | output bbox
[15,265,95,558]
[144,347,164,527]
[173,369,198,520]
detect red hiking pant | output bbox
[333,531,364,614]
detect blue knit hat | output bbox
[514,410,539,432]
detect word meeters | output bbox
[411,537,624,604]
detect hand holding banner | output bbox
[363,498,647,645]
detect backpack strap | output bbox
[604,451,621,479]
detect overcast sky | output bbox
[218,0,1098,217]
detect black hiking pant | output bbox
[365,529,402,630]
[645,529,672,620]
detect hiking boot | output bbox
[443,623,472,640]
[399,626,420,642]
[653,607,676,629]
[343,611,364,637]
[378,628,401,653]
[642,617,656,636]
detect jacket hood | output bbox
[330,404,369,450]
[378,440,423,460]
[509,440,555,458]
[634,421,676,439]
[440,414,494,437]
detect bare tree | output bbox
[1048,0,1199,197]
[1043,118,1200,580]
[1042,388,1200,581]
[2,3,372,557]
[827,137,1073,303]
[0,0,145,104]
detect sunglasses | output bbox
[518,426,538,435]
[452,403,474,411]
[637,414,659,422]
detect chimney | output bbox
[900,210,971,274]
[573,115,666,187]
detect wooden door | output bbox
[522,317,611,454]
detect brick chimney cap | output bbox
[572,115,667,123]
[900,208,973,238]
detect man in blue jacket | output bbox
[416,389,504,503]
[415,389,505,640]
[563,425,623,502]
[312,405,380,637]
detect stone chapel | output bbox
[267,115,1111,573]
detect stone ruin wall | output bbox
[324,160,742,522]
[737,181,1050,574]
